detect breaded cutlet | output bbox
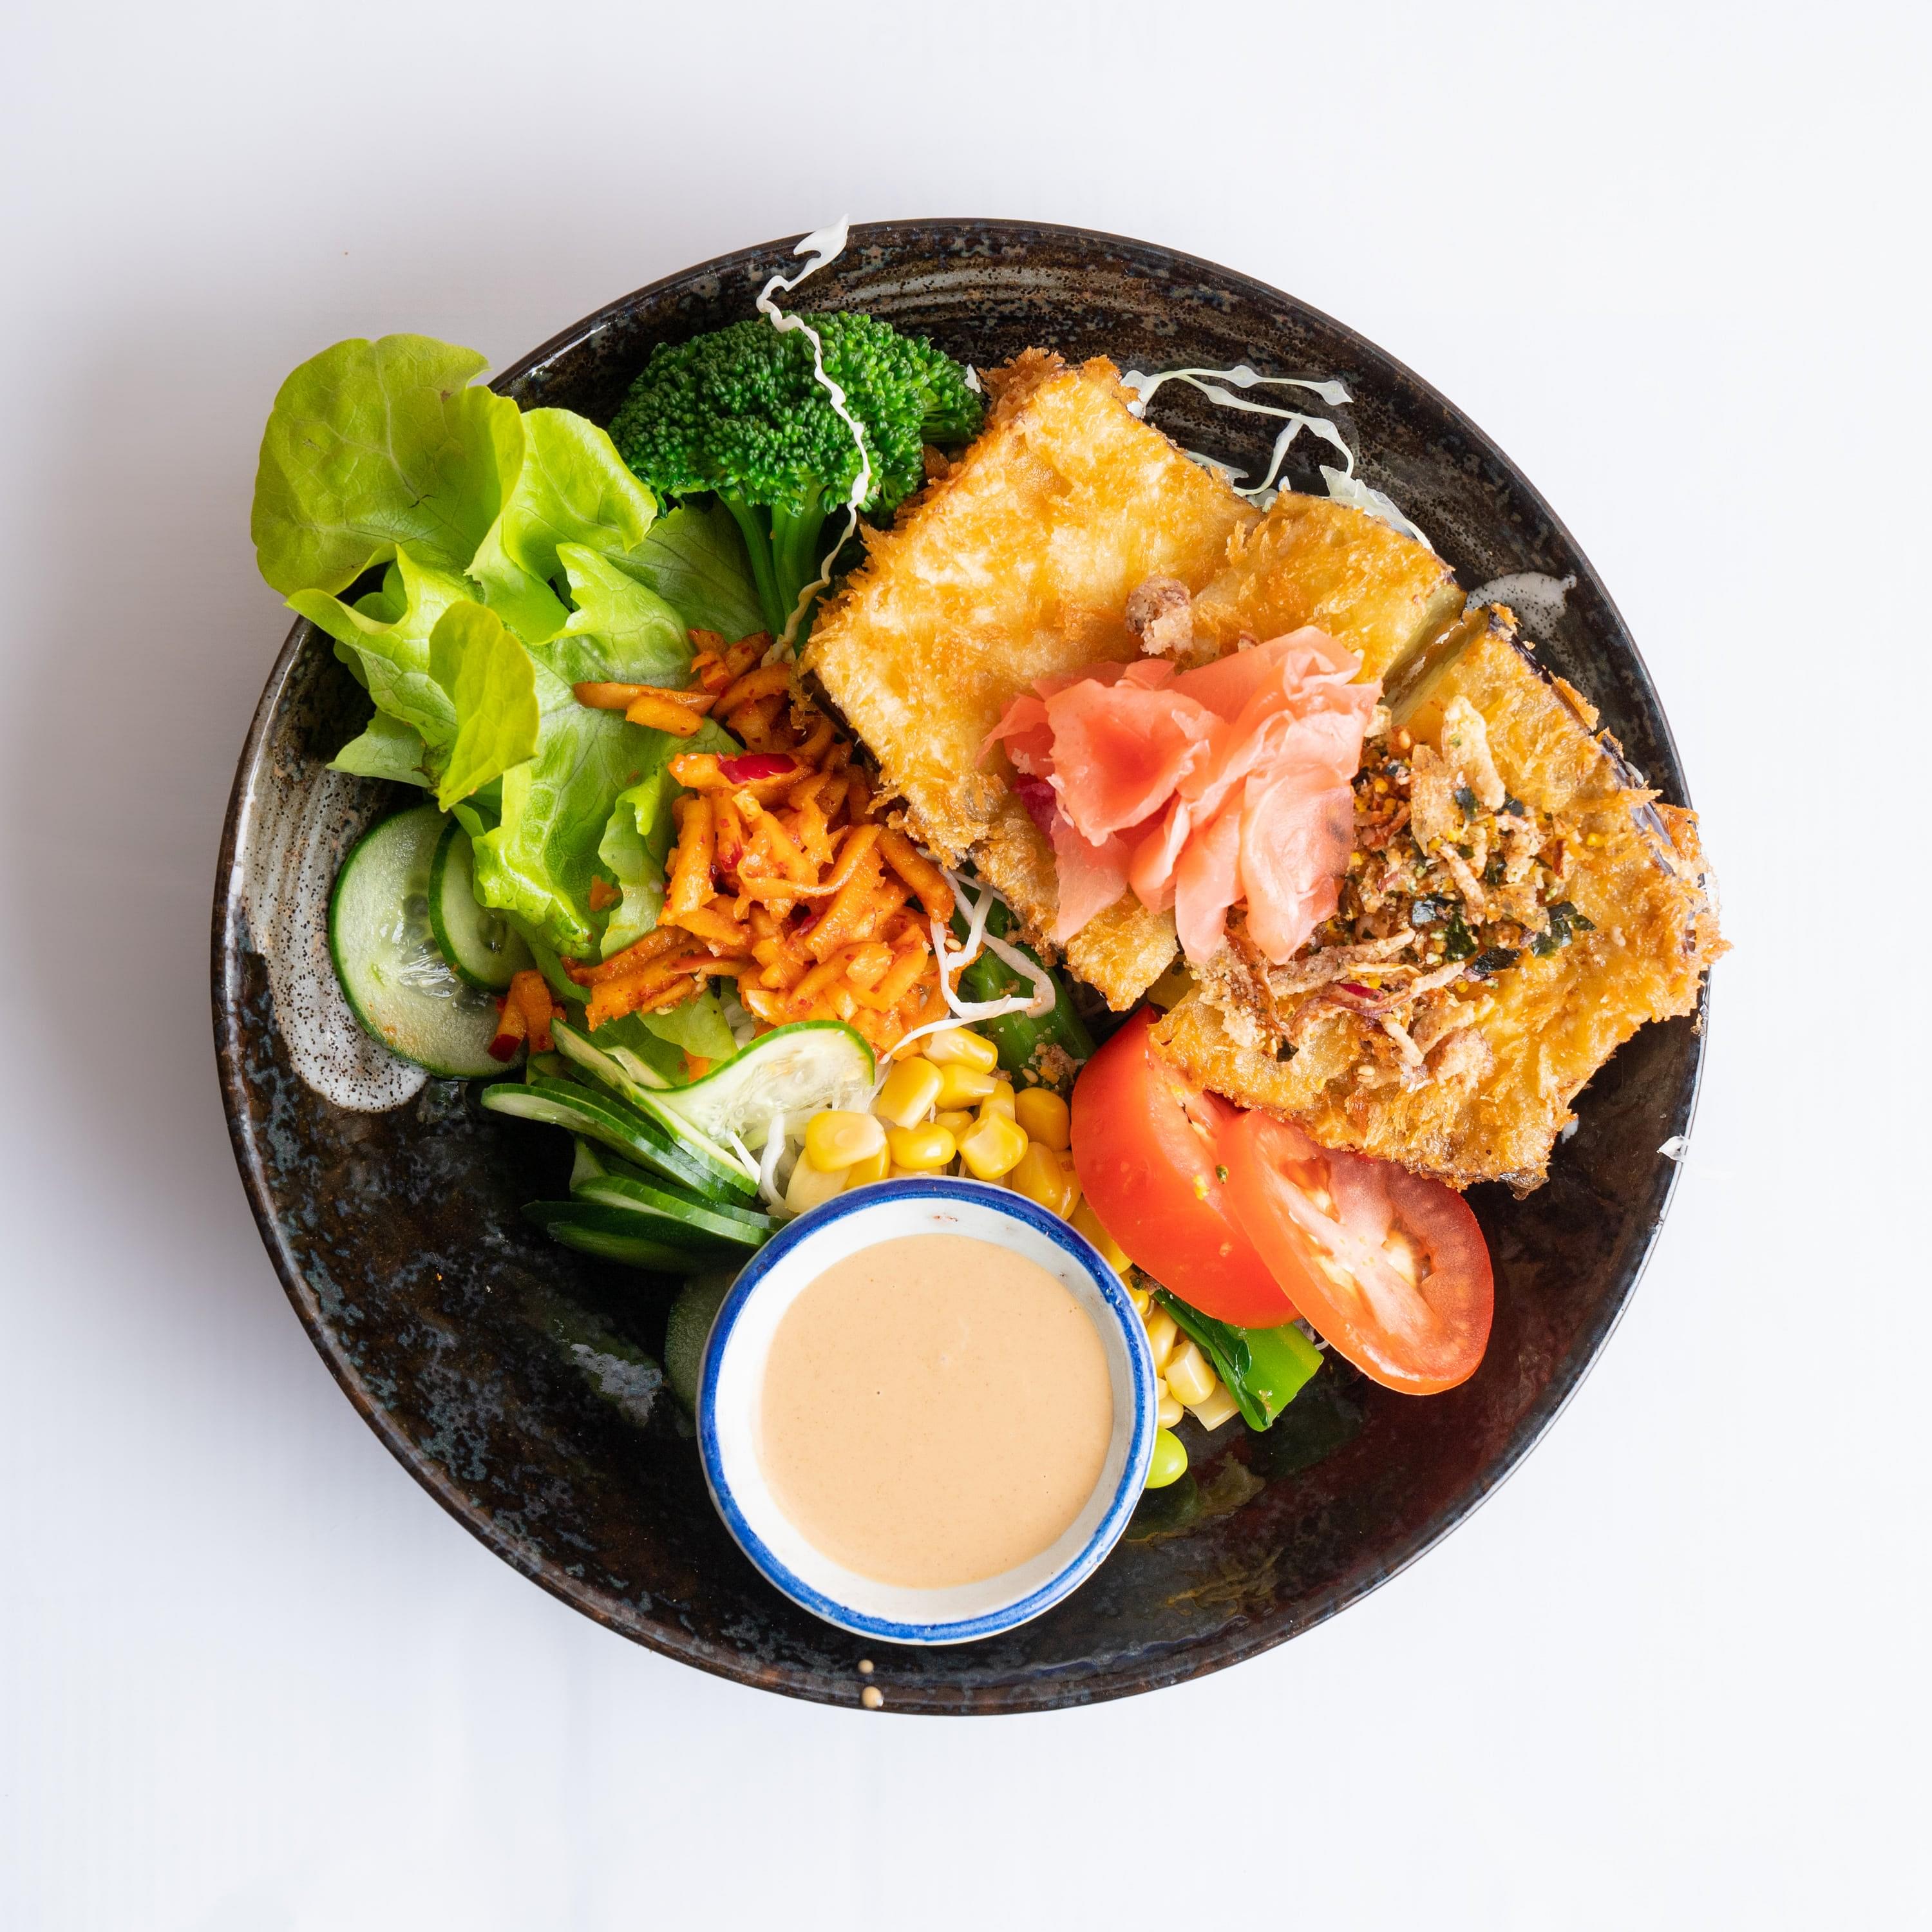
[804,354,1468,1007]
[1153,614,1723,1192]
[803,351,1253,1006]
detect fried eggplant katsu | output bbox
[804,352,1722,1193]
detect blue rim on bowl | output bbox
[697,1177,1157,1645]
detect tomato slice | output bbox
[1070,1011,1298,1326]
[1221,1111,1492,1394]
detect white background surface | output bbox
[3,4,1926,1927]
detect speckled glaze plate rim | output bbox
[213,219,1707,1711]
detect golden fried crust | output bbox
[1154,623,1725,1192]
[1189,492,1466,679]
[1064,895,1181,1005]
[804,352,1255,1006]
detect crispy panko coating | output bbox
[1189,491,1466,679]
[803,352,1255,1006]
[805,360,1470,1009]
[1154,619,1724,1192]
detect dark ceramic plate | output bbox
[213,221,1703,1714]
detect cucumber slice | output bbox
[428,820,534,990]
[665,1270,739,1410]
[523,1202,694,1272]
[574,1172,775,1252]
[654,1020,875,1148]
[328,803,512,1079]
[569,1012,677,1089]
[550,1019,757,1198]
[569,1135,611,1191]
[482,1077,755,1203]
[572,1137,777,1234]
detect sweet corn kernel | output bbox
[1164,1340,1215,1408]
[980,1079,1017,1121]
[1072,1198,1130,1273]
[886,1122,957,1171]
[846,1143,891,1186]
[933,1109,974,1136]
[958,1110,1028,1180]
[1126,1282,1150,1315]
[1189,1381,1240,1432]
[784,1156,848,1214]
[1013,1087,1071,1150]
[873,1057,943,1128]
[933,1062,998,1108]
[920,1027,999,1072]
[1157,1390,1185,1429]
[804,1110,887,1172]
[1009,1139,1078,1217]
[1143,1308,1179,1372]
[1056,1155,1082,1216]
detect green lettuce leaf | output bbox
[638,990,739,1063]
[251,334,519,594]
[546,544,690,687]
[596,717,735,956]
[450,777,503,844]
[469,409,658,642]
[594,742,677,956]
[471,659,656,954]
[354,564,408,623]
[616,501,766,641]
[330,709,432,786]
[427,602,541,811]
[289,550,473,748]
[577,1012,685,1084]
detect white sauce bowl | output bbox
[697,1177,1157,1645]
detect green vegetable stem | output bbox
[609,314,982,640]
[1152,1289,1323,1432]
[949,897,1095,1080]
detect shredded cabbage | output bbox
[980,931,1056,1019]
[753,217,871,650]
[844,864,1042,1088]
[722,1128,764,1186]
[757,1108,790,1209]
[1121,364,1351,412]
[1121,359,1432,549]
[1318,465,1432,550]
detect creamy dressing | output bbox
[757,1234,1113,1587]
[1466,571,1577,634]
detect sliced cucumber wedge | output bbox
[428,820,534,990]
[569,1135,611,1191]
[523,1202,695,1272]
[654,1020,875,1148]
[328,803,513,1079]
[574,1172,775,1253]
[572,1137,777,1232]
[551,1019,758,1198]
[482,1077,755,1203]
[557,1011,677,1090]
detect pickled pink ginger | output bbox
[983,628,1379,964]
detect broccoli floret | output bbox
[609,312,982,638]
